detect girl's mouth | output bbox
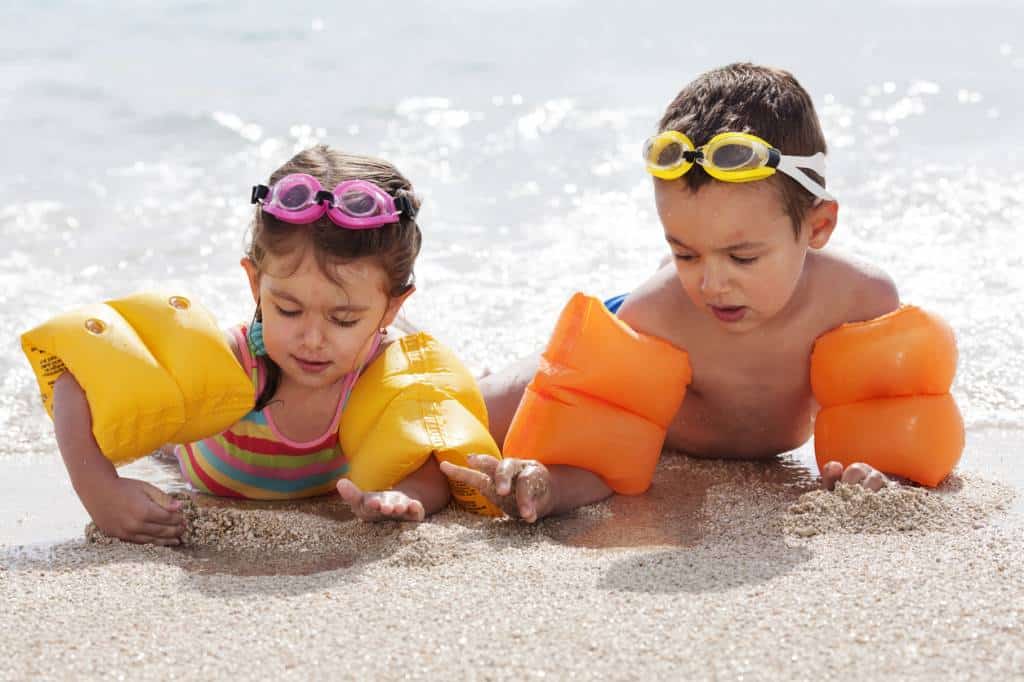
[293,356,332,374]
[709,305,747,323]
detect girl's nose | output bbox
[301,318,326,348]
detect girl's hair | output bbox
[247,144,422,409]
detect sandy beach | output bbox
[2,429,1021,681]
[3,3,1023,679]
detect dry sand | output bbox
[3,433,1023,681]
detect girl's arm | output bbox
[392,456,451,516]
[336,457,452,522]
[52,373,185,544]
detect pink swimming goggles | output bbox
[251,173,416,229]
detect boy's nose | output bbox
[700,264,729,296]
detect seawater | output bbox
[1,0,1021,544]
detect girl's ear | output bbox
[379,286,416,329]
[805,200,839,250]
[241,257,261,304]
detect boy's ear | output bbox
[380,285,416,329]
[240,257,261,304]
[805,200,839,249]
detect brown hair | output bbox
[247,144,422,409]
[657,63,827,236]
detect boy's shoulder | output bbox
[807,250,900,326]
[616,264,698,339]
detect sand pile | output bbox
[782,473,1014,537]
[82,492,502,575]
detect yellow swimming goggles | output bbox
[642,131,835,201]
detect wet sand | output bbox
[1,429,1022,680]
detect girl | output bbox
[31,145,500,545]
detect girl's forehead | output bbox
[261,251,388,300]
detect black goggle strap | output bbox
[250,184,270,204]
[394,193,418,219]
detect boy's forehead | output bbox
[654,180,790,243]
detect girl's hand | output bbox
[439,455,554,523]
[336,479,426,522]
[84,478,185,545]
[820,461,890,492]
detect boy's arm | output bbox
[847,266,900,323]
[52,373,185,543]
[811,265,963,488]
[542,464,614,516]
[479,353,541,447]
[440,457,613,522]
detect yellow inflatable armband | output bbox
[21,292,254,465]
[810,305,964,486]
[340,332,503,516]
[503,293,692,495]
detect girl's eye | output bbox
[331,318,360,328]
[731,255,758,265]
[275,305,301,317]
[674,253,696,262]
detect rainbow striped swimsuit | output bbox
[174,326,372,500]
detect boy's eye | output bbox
[275,304,301,317]
[674,253,696,262]
[730,255,758,265]
[331,318,360,328]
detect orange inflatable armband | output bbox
[502,293,692,494]
[810,306,964,486]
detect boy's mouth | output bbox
[709,305,747,323]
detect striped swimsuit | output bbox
[174,326,377,500]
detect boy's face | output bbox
[655,179,835,333]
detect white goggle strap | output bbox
[776,152,835,202]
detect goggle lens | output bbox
[643,131,695,171]
[338,190,380,217]
[655,141,686,168]
[707,139,769,171]
[276,180,316,210]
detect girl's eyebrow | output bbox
[269,288,370,312]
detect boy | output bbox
[441,63,898,521]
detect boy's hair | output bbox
[247,144,422,410]
[658,63,827,236]
[248,144,422,298]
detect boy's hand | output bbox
[336,479,426,522]
[439,455,554,523]
[820,461,889,492]
[84,478,185,545]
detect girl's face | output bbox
[654,179,837,333]
[242,249,410,391]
